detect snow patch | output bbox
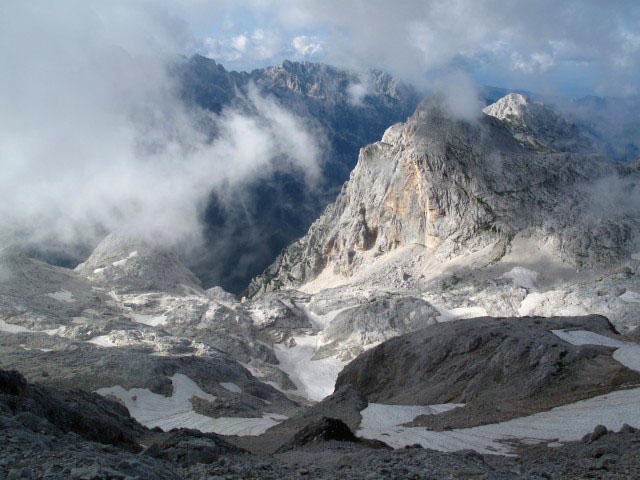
[0,319,32,333]
[359,403,463,434]
[128,251,139,258]
[357,389,640,454]
[220,382,242,393]
[130,312,168,327]
[552,329,640,373]
[93,267,106,274]
[619,290,640,303]
[518,292,544,316]
[435,305,488,322]
[43,327,62,336]
[45,290,75,303]
[501,267,538,290]
[273,334,346,401]
[71,316,90,324]
[97,373,285,435]
[551,330,627,349]
[112,259,127,267]
[87,335,116,347]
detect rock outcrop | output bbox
[335,315,640,428]
[75,232,203,295]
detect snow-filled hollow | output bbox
[97,373,286,436]
[45,290,75,303]
[357,390,640,454]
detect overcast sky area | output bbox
[187,0,640,98]
[0,0,638,259]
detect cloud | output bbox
[434,72,484,121]
[0,1,324,254]
[187,0,639,96]
[292,36,323,56]
[203,28,283,64]
[346,82,368,106]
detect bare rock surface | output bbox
[248,94,640,299]
[483,93,598,153]
[336,315,640,428]
[75,232,203,295]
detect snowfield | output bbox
[273,333,346,401]
[97,373,287,436]
[356,328,640,454]
[357,389,640,454]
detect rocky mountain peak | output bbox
[247,95,640,297]
[483,93,597,153]
[483,92,531,117]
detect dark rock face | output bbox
[158,428,243,466]
[0,369,141,449]
[335,315,640,427]
[276,417,359,452]
[229,385,368,454]
[583,424,609,444]
[0,370,27,396]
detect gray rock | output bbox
[248,94,640,296]
[336,315,640,428]
[315,295,439,360]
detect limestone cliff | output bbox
[247,95,640,296]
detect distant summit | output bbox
[483,93,597,153]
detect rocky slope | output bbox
[246,94,640,333]
[335,315,640,428]
[4,367,640,479]
[0,239,306,436]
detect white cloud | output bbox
[203,27,283,64]
[232,34,248,52]
[346,82,368,106]
[292,35,323,56]
[0,1,324,251]
[193,0,639,95]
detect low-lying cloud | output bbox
[0,1,324,256]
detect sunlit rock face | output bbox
[247,94,640,297]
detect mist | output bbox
[0,2,324,261]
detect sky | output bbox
[0,0,638,263]
[183,0,640,98]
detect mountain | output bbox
[482,93,597,153]
[172,56,421,293]
[3,91,640,473]
[247,94,640,301]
